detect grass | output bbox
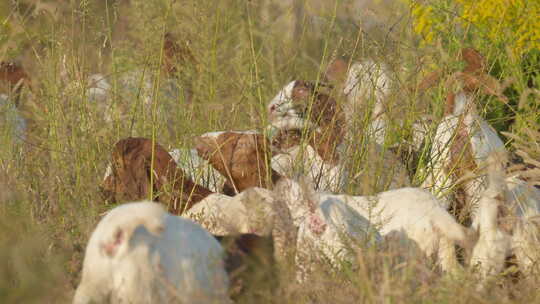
[0,0,539,303]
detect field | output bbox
[0,0,539,303]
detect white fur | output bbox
[343,60,392,145]
[470,155,540,278]
[170,148,226,193]
[267,80,297,121]
[201,130,259,139]
[340,187,470,272]
[271,144,346,192]
[295,196,381,282]
[280,179,468,277]
[506,177,540,273]
[469,167,513,278]
[184,188,275,236]
[421,92,505,211]
[74,201,230,304]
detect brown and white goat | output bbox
[101,137,213,214]
[266,80,352,191]
[421,48,509,225]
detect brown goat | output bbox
[101,137,212,214]
[195,132,281,195]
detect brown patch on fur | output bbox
[101,137,212,214]
[291,80,313,101]
[271,129,303,152]
[308,93,345,163]
[445,92,457,115]
[196,133,281,194]
[162,33,196,76]
[288,81,346,163]
[416,70,443,94]
[497,200,515,235]
[446,71,508,104]
[460,48,486,73]
[446,120,478,225]
[415,49,507,104]
[0,61,31,106]
[324,58,348,85]
[0,62,28,87]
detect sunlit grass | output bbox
[0,0,539,302]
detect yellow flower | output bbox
[409,0,540,55]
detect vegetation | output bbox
[0,0,538,303]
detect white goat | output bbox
[279,179,471,274]
[342,59,392,146]
[266,80,349,192]
[274,178,381,282]
[74,201,230,304]
[338,187,471,272]
[469,155,513,278]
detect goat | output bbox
[277,177,381,282]
[271,139,347,192]
[421,69,508,225]
[73,201,230,304]
[267,80,346,163]
[195,131,280,195]
[278,178,472,275]
[210,186,298,300]
[325,57,394,146]
[101,137,213,214]
[266,80,354,191]
[268,78,410,193]
[469,159,513,279]
[470,152,540,278]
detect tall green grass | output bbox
[0,0,539,302]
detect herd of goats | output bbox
[1,40,540,303]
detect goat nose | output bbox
[269,104,276,112]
